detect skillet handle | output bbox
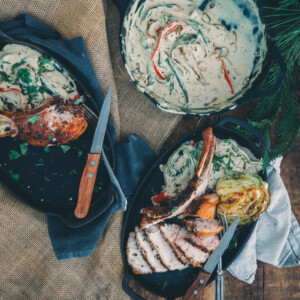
[215,117,268,158]
[246,46,287,100]
[122,270,146,300]
[112,0,131,19]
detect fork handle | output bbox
[215,267,224,300]
[75,153,101,219]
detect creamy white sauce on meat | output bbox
[122,0,267,114]
[0,44,84,112]
[160,138,263,193]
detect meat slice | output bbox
[135,227,167,273]
[185,234,220,252]
[140,128,217,229]
[127,232,152,274]
[184,194,220,220]
[160,223,190,265]
[146,225,187,271]
[0,97,87,146]
[184,218,223,236]
[175,228,210,267]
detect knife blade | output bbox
[74,89,111,219]
[183,216,240,300]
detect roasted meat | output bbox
[145,225,187,271]
[126,232,152,274]
[0,96,87,146]
[160,223,190,265]
[184,218,223,236]
[184,194,220,220]
[135,227,167,273]
[140,128,217,229]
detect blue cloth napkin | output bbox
[0,14,156,260]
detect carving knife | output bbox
[183,216,240,300]
[74,88,111,219]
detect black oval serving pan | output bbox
[121,116,267,299]
[113,0,287,116]
[0,35,115,228]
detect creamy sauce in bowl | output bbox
[0,44,84,112]
[122,0,267,115]
[159,138,263,194]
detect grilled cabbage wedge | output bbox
[216,174,270,226]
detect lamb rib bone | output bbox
[140,127,217,229]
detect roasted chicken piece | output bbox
[0,97,87,146]
[140,128,217,229]
[184,193,220,220]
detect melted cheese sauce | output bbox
[0,44,84,112]
[122,0,267,114]
[160,138,263,193]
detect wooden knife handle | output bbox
[183,270,211,300]
[74,153,101,219]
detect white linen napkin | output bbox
[228,157,300,283]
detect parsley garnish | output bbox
[9,170,19,180]
[71,169,77,175]
[48,133,53,141]
[77,150,83,158]
[20,143,28,155]
[1,61,11,64]
[9,150,20,160]
[60,145,71,153]
[171,206,178,214]
[44,147,50,153]
[28,115,41,124]
[161,281,168,291]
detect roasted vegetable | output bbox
[216,174,270,225]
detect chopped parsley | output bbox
[161,281,168,291]
[20,143,28,155]
[28,115,41,124]
[77,150,83,158]
[44,147,50,153]
[17,68,32,83]
[1,61,11,64]
[60,145,71,153]
[171,206,178,214]
[9,150,20,160]
[71,169,77,175]
[9,170,19,180]
[48,133,53,141]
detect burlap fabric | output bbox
[0,0,181,299]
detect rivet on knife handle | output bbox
[74,153,101,219]
[183,270,211,300]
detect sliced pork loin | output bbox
[135,227,167,273]
[175,228,210,267]
[127,232,152,274]
[160,223,190,265]
[146,225,187,271]
[184,218,223,236]
[140,128,217,230]
[184,233,220,252]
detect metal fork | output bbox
[215,214,228,300]
[83,103,127,211]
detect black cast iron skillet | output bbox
[121,116,267,299]
[112,0,287,116]
[0,35,115,228]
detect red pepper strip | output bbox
[151,191,176,205]
[0,87,25,109]
[220,59,234,95]
[191,140,195,146]
[151,20,186,80]
[68,93,80,103]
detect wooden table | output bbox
[130,101,300,300]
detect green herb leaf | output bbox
[28,115,41,124]
[103,144,110,152]
[9,150,20,160]
[20,143,28,155]
[44,147,50,153]
[77,150,83,158]
[60,145,71,153]
[44,176,50,182]
[9,170,19,180]
[171,206,178,214]
[17,68,32,83]
[34,163,44,167]
[71,169,77,175]
[48,133,53,141]
[161,281,168,291]
[1,61,11,64]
